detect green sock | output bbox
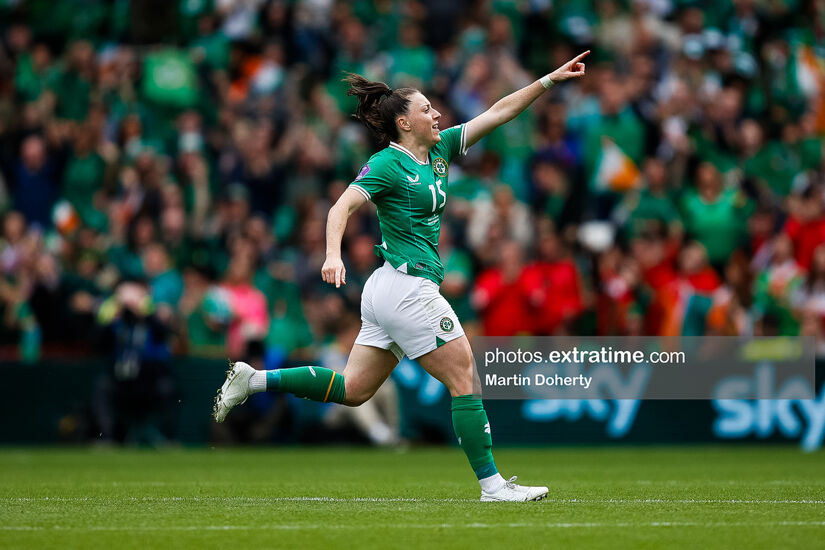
[451,395,498,480]
[265,367,346,404]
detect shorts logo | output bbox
[355,164,370,181]
[440,317,454,332]
[433,157,448,177]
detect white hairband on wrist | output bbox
[540,75,555,89]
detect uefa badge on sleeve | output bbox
[355,164,370,180]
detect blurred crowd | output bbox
[0,0,824,373]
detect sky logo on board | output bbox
[713,364,824,451]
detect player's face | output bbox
[400,92,441,147]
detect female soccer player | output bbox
[214,51,589,501]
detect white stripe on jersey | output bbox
[389,142,429,165]
[350,184,371,200]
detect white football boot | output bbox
[213,361,256,422]
[480,476,549,502]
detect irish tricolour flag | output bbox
[593,137,640,192]
[795,44,825,98]
[52,200,80,236]
[794,44,825,132]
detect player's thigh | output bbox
[342,343,399,406]
[416,335,478,397]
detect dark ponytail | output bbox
[344,73,417,148]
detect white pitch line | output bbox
[3,497,460,503]
[2,521,825,532]
[4,497,825,504]
[547,498,825,505]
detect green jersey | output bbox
[349,124,467,285]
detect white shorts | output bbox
[355,262,465,360]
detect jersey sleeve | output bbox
[348,159,393,201]
[431,123,467,163]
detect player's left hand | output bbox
[321,255,347,288]
[548,50,589,82]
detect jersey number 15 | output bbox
[429,179,446,213]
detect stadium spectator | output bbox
[793,244,825,330]
[707,252,753,336]
[179,265,229,358]
[596,246,646,336]
[467,184,533,253]
[472,240,534,336]
[752,234,805,336]
[522,227,585,335]
[783,183,825,270]
[12,135,58,229]
[680,162,753,270]
[141,242,183,323]
[221,241,269,357]
[94,280,178,444]
[618,157,682,241]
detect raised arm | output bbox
[322,187,369,288]
[463,50,589,150]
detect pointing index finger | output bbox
[570,50,591,64]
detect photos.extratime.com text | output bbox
[482,347,686,368]
[472,337,815,400]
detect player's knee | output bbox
[448,349,476,395]
[458,343,475,374]
[343,381,371,407]
[343,393,368,407]
[454,367,475,394]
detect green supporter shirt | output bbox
[186,310,226,357]
[63,152,107,231]
[743,141,803,197]
[752,268,803,336]
[348,124,467,285]
[624,189,681,238]
[51,70,91,121]
[151,269,184,306]
[14,53,55,102]
[681,188,753,265]
[387,46,435,87]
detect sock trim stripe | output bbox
[474,462,499,480]
[323,372,336,403]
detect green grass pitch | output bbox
[1,446,823,549]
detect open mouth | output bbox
[432,123,439,130]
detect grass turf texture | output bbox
[1,447,823,549]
